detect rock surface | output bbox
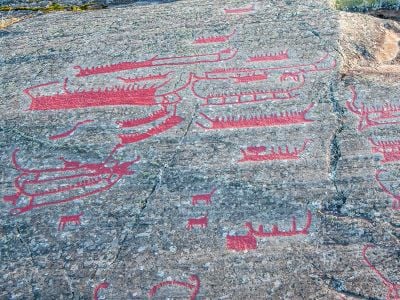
[0,1,399,299]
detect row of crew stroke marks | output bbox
[375,170,400,210]
[25,52,334,111]
[3,148,140,216]
[196,102,314,130]
[362,244,399,300]
[346,86,400,131]
[226,210,312,251]
[239,139,311,162]
[191,52,335,106]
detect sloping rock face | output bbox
[0,1,399,299]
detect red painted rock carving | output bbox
[191,188,217,206]
[116,72,172,83]
[224,4,255,14]
[375,170,400,210]
[195,103,314,130]
[232,73,269,83]
[58,212,83,231]
[74,48,238,77]
[148,274,200,300]
[226,231,257,251]
[186,215,208,230]
[239,139,311,162]
[362,244,400,300]
[193,29,236,44]
[49,120,94,140]
[369,138,400,164]
[3,148,140,215]
[346,86,400,131]
[93,282,109,300]
[118,105,183,144]
[116,106,169,128]
[25,78,176,110]
[245,210,312,238]
[247,50,289,62]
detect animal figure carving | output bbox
[191,188,217,206]
[362,244,399,300]
[148,274,200,300]
[3,148,140,215]
[93,282,109,300]
[58,212,83,231]
[186,215,208,230]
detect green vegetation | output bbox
[333,0,400,10]
[0,2,106,13]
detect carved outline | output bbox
[369,138,400,164]
[148,275,200,300]
[58,212,83,231]
[247,50,289,62]
[193,29,236,44]
[49,120,94,140]
[375,169,400,210]
[93,282,109,300]
[224,4,255,14]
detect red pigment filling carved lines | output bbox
[362,244,400,300]
[195,102,314,130]
[193,29,236,44]
[118,104,183,144]
[186,215,208,230]
[191,74,304,106]
[74,48,238,77]
[116,106,169,128]
[226,231,257,251]
[245,210,312,238]
[58,212,83,231]
[247,49,289,62]
[206,52,336,78]
[346,85,400,131]
[148,275,200,300]
[369,138,400,164]
[25,78,173,110]
[93,282,109,300]
[116,72,172,83]
[375,170,400,210]
[239,139,311,162]
[3,148,140,215]
[224,4,255,14]
[49,119,94,140]
[191,187,217,206]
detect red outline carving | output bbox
[148,275,200,300]
[226,231,257,251]
[3,148,140,215]
[116,72,172,83]
[245,210,312,237]
[195,103,314,130]
[186,215,208,230]
[24,78,175,110]
[93,282,109,300]
[49,120,93,140]
[232,73,269,83]
[346,86,400,131]
[369,138,400,164]
[239,139,311,162]
[247,50,289,62]
[58,212,83,231]
[74,48,238,77]
[193,29,236,44]
[118,105,183,144]
[362,244,399,300]
[191,188,216,206]
[116,106,168,128]
[224,4,255,14]
[375,170,400,210]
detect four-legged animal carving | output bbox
[58,212,83,231]
[191,188,217,206]
[186,215,208,230]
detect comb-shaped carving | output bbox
[116,72,172,83]
[247,50,289,62]
[369,138,400,164]
[195,103,314,130]
[239,139,311,162]
[74,48,238,77]
[346,86,400,131]
[116,106,168,128]
[194,29,236,44]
